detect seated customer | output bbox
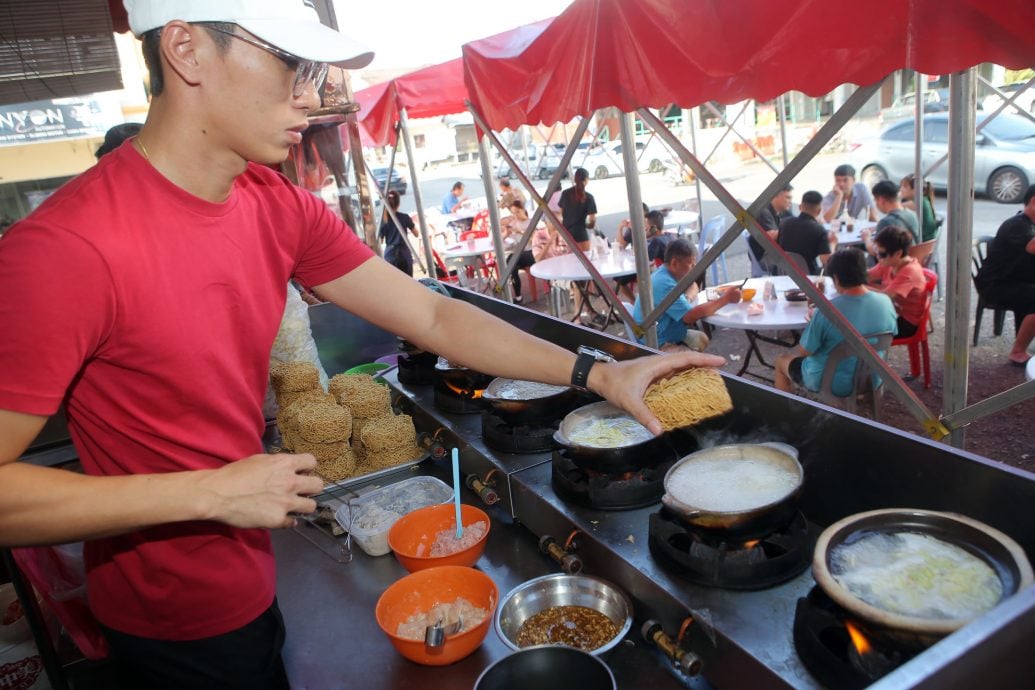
[975,184,1035,365]
[775,248,898,396]
[750,184,794,272]
[821,164,877,223]
[632,239,741,352]
[871,180,920,245]
[499,200,537,303]
[900,174,940,242]
[777,190,832,274]
[867,226,927,339]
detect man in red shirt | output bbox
[0,2,720,687]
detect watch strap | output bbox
[570,351,597,391]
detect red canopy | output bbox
[353,58,467,146]
[462,0,1035,131]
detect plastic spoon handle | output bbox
[451,448,464,539]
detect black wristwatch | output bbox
[570,346,615,392]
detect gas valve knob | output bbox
[465,474,499,505]
[641,620,702,677]
[538,535,583,575]
[416,431,447,459]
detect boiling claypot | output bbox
[812,508,1034,649]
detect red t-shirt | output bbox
[868,260,927,326]
[0,144,373,639]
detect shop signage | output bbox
[0,96,122,146]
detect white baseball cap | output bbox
[124,0,374,69]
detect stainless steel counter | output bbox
[273,468,702,690]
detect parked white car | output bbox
[579,139,674,179]
[982,82,1035,117]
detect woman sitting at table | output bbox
[500,199,537,303]
[867,226,927,338]
[378,190,418,276]
[900,174,940,242]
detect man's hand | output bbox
[722,287,743,304]
[197,453,324,530]
[587,352,726,435]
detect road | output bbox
[397,150,1014,283]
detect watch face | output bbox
[578,346,614,362]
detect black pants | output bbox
[384,248,414,277]
[508,250,536,297]
[101,600,290,690]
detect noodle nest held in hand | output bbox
[644,368,733,432]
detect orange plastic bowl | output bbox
[375,565,498,666]
[740,288,757,302]
[388,503,490,572]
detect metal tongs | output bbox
[424,616,463,648]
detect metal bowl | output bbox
[494,574,633,656]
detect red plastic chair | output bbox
[892,268,937,388]
[469,209,490,237]
[432,250,461,283]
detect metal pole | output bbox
[477,134,512,301]
[619,112,657,348]
[943,69,978,448]
[941,380,1035,431]
[688,107,704,216]
[399,107,435,278]
[914,71,925,212]
[777,94,789,168]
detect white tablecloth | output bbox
[702,275,833,331]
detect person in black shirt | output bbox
[975,184,1035,365]
[378,190,418,276]
[777,190,833,274]
[558,167,597,253]
[749,184,794,272]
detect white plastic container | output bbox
[334,476,453,557]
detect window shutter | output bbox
[0,0,123,106]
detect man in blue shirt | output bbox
[775,247,897,396]
[441,181,467,214]
[632,239,740,351]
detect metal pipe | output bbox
[943,69,979,448]
[619,112,657,348]
[777,94,789,168]
[942,380,1035,431]
[914,71,925,214]
[477,134,513,301]
[688,106,704,221]
[399,107,435,278]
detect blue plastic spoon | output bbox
[451,448,464,539]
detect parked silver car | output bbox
[855,112,1035,204]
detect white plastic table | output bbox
[825,220,876,247]
[663,210,699,234]
[440,237,511,290]
[1026,356,1034,382]
[530,251,638,327]
[702,275,834,377]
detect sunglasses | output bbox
[877,249,890,259]
[202,25,328,99]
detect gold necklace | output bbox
[136,136,152,163]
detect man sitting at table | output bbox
[821,164,877,223]
[441,181,468,214]
[750,184,794,273]
[777,190,833,274]
[861,180,921,255]
[775,248,898,396]
[632,239,741,352]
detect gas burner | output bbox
[482,412,558,454]
[433,380,486,414]
[793,586,917,689]
[397,351,437,385]
[551,449,677,511]
[648,509,815,590]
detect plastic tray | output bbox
[334,476,453,557]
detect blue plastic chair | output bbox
[743,231,767,278]
[697,215,729,285]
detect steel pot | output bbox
[812,508,1034,650]
[475,646,616,690]
[554,401,669,474]
[481,377,578,423]
[661,443,803,536]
